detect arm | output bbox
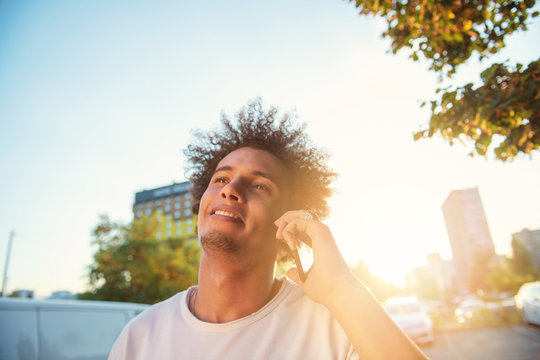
[275,210,429,360]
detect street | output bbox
[420,325,540,360]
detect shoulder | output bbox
[128,291,185,333]
[109,291,187,359]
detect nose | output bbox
[220,179,244,202]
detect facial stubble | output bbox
[200,230,241,256]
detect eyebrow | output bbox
[214,166,278,184]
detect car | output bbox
[383,297,434,344]
[515,281,540,326]
[0,297,149,360]
[454,298,486,323]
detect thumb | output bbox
[287,267,303,285]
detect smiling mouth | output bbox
[212,210,242,222]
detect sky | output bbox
[1,1,539,297]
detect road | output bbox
[420,325,540,360]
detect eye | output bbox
[253,183,271,192]
[213,176,228,184]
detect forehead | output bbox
[216,147,289,183]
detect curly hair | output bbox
[183,98,337,262]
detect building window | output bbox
[184,209,190,216]
[137,204,142,209]
[145,209,151,215]
[175,195,180,201]
[175,203,180,209]
[166,214,172,220]
[166,222,171,228]
[166,230,171,237]
[156,232,161,239]
[136,210,142,217]
[174,211,180,218]
[156,199,161,205]
[164,205,170,212]
[187,227,192,233]
[187,218,192,224]
[185,200,191,207]
[157,215,162,221]
[156,207,162,213]
[176,228,182,235]
[165,197,171,203]
[176,220,182,226]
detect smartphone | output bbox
[292,233,313,282]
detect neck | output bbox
[193,251,280,323]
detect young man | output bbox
[109,99,428,359]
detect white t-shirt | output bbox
[109,279,359,360]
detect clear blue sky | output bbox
[1,1,539,296]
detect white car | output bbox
[0,297,149,360]
[383,297,434,344]
[515,281,540,326]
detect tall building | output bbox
[133,181,197,239]
[512,228,540,268]
[442,187,496,292]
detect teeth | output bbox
[214,210,239,219]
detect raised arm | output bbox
[275,210,429,360]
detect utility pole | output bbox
[1,231,15,297]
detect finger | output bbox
[281,218,312,247]
[274,217,288,240]
[274,218,298,250]
[275,210,314,224]
[287,267,302,285]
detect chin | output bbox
[200,230,240,255]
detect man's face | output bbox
[197,147,290,263]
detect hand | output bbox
[274,210,356,306]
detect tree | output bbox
[485,256,535,293]
[348,0,539,160]
[466,250,493,294]
[81,214,200,304]
[510,235,537,275]
[351,260,400,301]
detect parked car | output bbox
[0,297,149,360]
[454,298,486,324]
[515,281,540,326]
[383,297,434,344]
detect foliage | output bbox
[81,214,200,304]
[351,260,400,301]
[412,270,443,300]
[485,256,536,293]
[348,0,539,160]
[484,241,538,293]
[350,0,537,75]
[415,61,540,160]
[467,251,494,293]
[509,236,538,275]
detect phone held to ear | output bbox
[292,232,313,282]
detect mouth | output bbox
[210,208,244,224]
[213,210,239,219]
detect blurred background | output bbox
[1,0,539,310]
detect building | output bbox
[405,253,455,299]
[442,187,496,293]
[512,228,540,269]
[133,181,197,239]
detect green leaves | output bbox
[85,214,200,304]
[351,0,536,76]
[414,60,540,161]
[348,0,539,160]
